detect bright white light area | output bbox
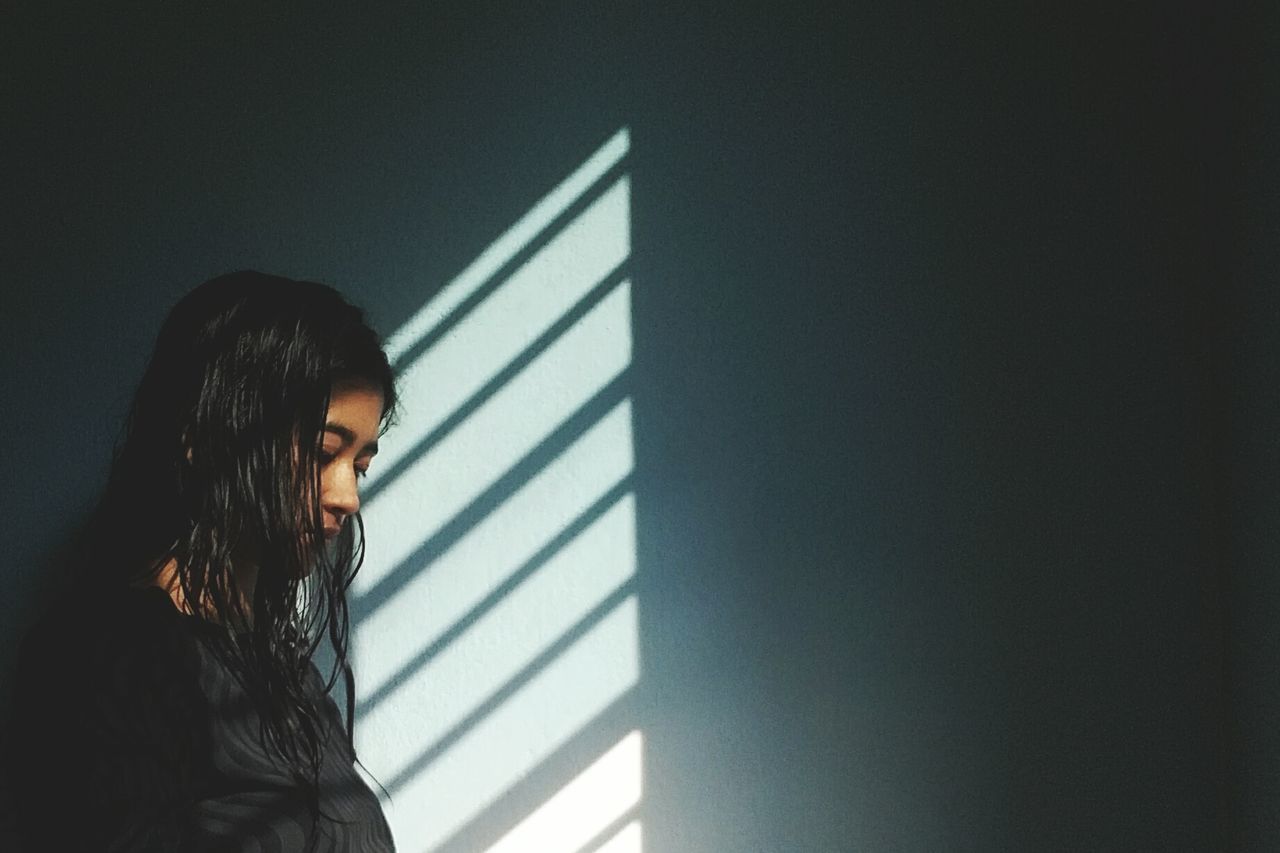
[595,821,644,853]
[388,595,639,851]
[485,731,642,853]
[381,129,630,365]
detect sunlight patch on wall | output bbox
[354,128,642,853]
[387,596,639,850]
[594,822,644,853]
[358,276,632,598]
[379,129,630,368]
[365,177,630,501]
[485,731,642,853]
[355,409,635,718]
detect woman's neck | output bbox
[147,555,257,627]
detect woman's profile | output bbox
[8,271,398,851]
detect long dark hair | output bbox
[76,270,396,819]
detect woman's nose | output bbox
[324,469,361,518]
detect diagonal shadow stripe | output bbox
[363,260,630,507]
[351,371,631,623]
[428,691,640,853]
[358,474,634,718]
[384,129,629,364]
[388,157,629,376]
[386,579,636,795]
[570,805,641,853]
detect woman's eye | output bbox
[356,467,370,480]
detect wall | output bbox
[1224,5,1280,847]
[0,2,1270,849]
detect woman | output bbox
[9,271,398,852]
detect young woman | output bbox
[9,271,398,851]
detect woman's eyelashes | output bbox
[318,447,371,479]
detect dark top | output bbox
[8,586,395,852]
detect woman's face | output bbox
[318,382,384,538]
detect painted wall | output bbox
[1,2,1272,849]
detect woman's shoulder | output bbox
[23,582,192,638]
[9,588,217,850]
[16,585,204,695]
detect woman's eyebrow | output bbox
[323,423,380,455]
